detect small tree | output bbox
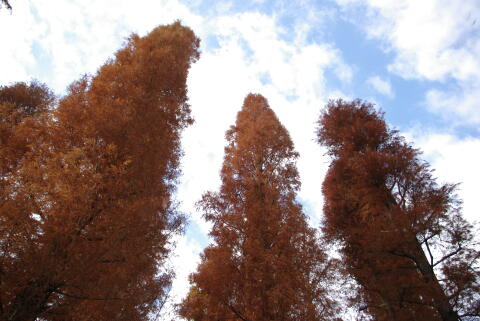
[179,94,339,321]
[317,99,480,321]
[0,22,199,321]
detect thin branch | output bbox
[54,290,123,301]
[227,304,251,321]
[424,239,434,267]
[433,246,463,267]
[0,0,12,11]
[420,231,440,244]
[151,285,171,321]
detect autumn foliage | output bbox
[179,94,338,321]
[318,99,480,321]
[0,22,199,321]
[2,17,479,321]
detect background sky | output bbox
[2,0,480,318]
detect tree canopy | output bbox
[179,94,339,321]
[318,99,480,321]
[1,14,479,321]
[0,22,199,321]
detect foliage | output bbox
[0,22,199,321]
[318,99,480,321]
[179,94,340,321]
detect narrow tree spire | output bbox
[179,94,338,321]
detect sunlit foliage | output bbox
[0,22,199,321]
[179,94,340,321]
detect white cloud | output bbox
[163,234,203,317]
[0,0,204,92]
[336,0,480,123]
[425,86,480,125]
[367,75,394,98]
[177,10,353,234]
[334,0,480,230]
[0,1,39,84]
[406,131,480,225]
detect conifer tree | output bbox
[0,22,199,321]
[179,94,338,321]
[318,99,480,321]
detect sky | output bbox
[1,0,480,318]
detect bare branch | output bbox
[433,246,463,267]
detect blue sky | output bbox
[2,0,479,317]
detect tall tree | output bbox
[0,22,200,321]
[317,99,480,321]
[179,94,339,321]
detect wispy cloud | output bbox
[0,0,204,92]
[406,130,480,225]
[336,0,480,124]
[367,75,394,98]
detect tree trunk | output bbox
[410,238,459,321]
